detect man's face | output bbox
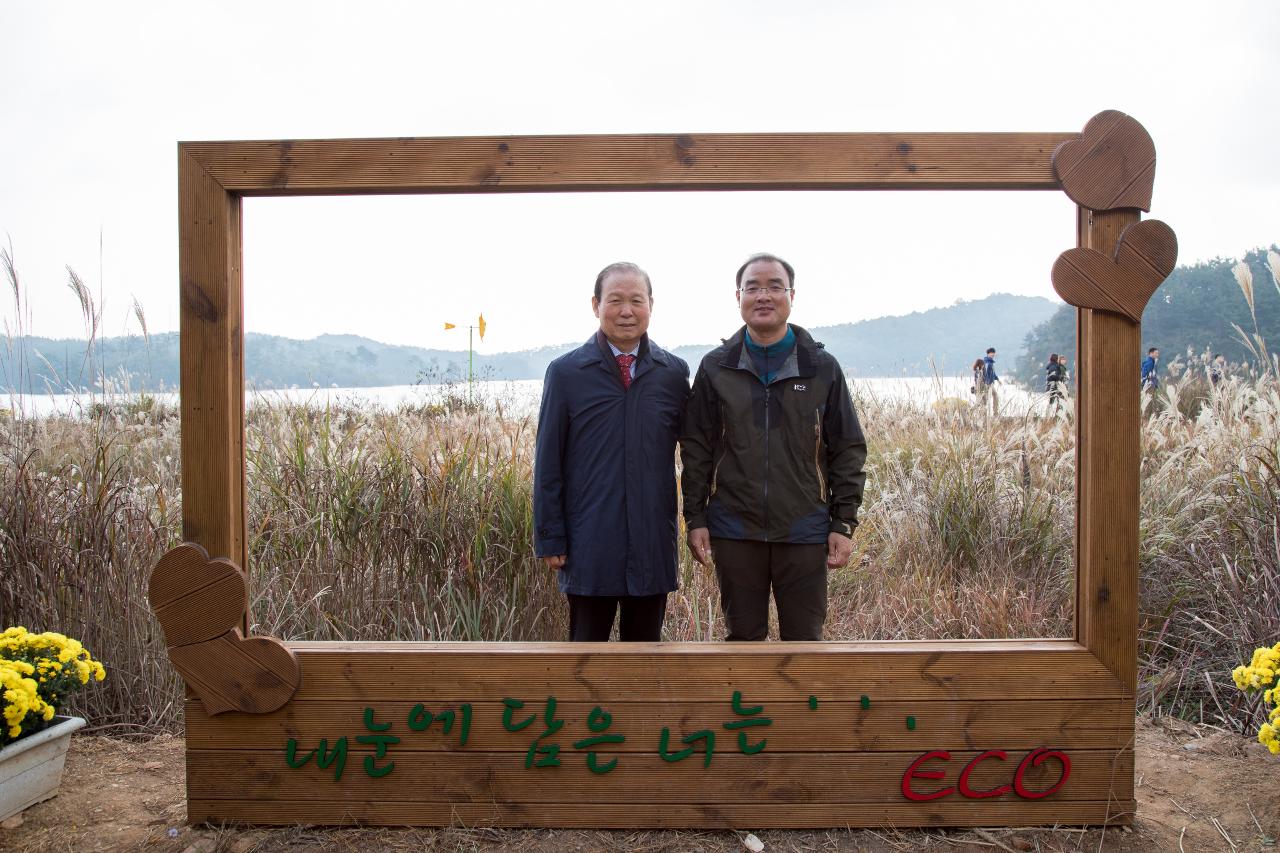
[736,260,793,337]
[988,351,996,361]
[1152,349,1160,360]
[593,271,652,350]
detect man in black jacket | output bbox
[680,253,867,641]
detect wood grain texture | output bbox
[178,148,247,615]
[169,631,301,716]
[149,543,246,648]
[1074,208,1141,697]
[180,133,1075,196]
[279,641,1127,702]
[185,697,1132,752]
[1052,220,1178,322]
[187,748,1129,803]
[188,799,1136,828]
[1052,111,1155,211]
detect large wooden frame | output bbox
[159,112,1172,828]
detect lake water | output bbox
[4,375,1054,419]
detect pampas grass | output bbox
[4,372,1278,734]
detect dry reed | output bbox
[3,372,1277,737]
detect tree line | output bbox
[1015,246,1280,385]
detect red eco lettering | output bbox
[901,750,954,801]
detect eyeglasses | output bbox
[738,284,791,297]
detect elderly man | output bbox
[680,253,866,641]
[533,261,690,641]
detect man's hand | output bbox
[687,527,713,567]
[826,532,853,568]
[542,555,567,571]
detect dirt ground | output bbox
[2,717,1276,852]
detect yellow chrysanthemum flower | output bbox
[1,627,106,744]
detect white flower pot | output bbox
[0,715,85,821]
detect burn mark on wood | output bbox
[920,653,957,691]
[675,134,696,167]
[270,141,295,189]
[181,280,218,323]
[776,654,800,688]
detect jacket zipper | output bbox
[814,409,826,502]
[763,385,770,542]
[711,416,726,496]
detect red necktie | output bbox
[616,354,636,389]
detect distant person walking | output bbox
[981,347,1000,416]
[1141,346,1160,392]
[1210,353,1226,386]
[971,358,986,408]
[1045,353,1068,415]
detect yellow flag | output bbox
[443,322,456,330]
[478,314,487,341]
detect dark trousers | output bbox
[567,593,668,641]
[711,538,828,641]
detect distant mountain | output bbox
[0,331,563,394]
[668,293,1057,379]
[807,292,1056,378]
[0,293,1057,394]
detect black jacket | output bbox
[680,325,866,544]
[1045,360,1068,391]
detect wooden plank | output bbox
[178,148,246,617]
[180,132,1076,196]
[186,698,1133,752]
[282,642,1128,701]
[187,749,1130,803]
[1074,208,1141,695]
[290,638,1081,653]
[188,696,1134,752]
[188,798,1137,828]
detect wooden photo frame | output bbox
[154,110,1174,828]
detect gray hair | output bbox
[594,262,653,301]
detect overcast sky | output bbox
[2,1,1277,354]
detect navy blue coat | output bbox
[1141,355,1159,388]
[534,332,690,596]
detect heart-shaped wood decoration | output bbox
[168,631,301,716]
[149,542,300,715]
[1052,110,1156,212]
[1052,220,1178,323]
[149,543,247,648]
